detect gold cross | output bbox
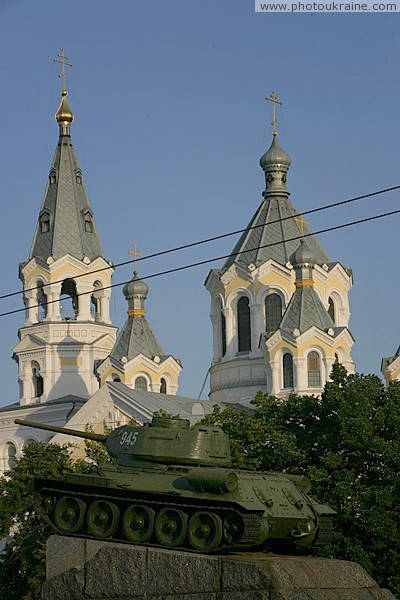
[294,211,310,237]
[128,243,143,272]
[265,90,283,136]
[53,49,73,92]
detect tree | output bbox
[202,365,400,596]
[0,441,77,600]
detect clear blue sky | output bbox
[1,1,399,407]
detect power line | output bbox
[1,184,399,301]
[1,207,399,319]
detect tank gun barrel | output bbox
[14,419,107,443]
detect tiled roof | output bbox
[279,285,335,335]
[110,315,165,363]
[223,197,331,270]
[29,132,104,262]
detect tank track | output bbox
[34,480,265,553]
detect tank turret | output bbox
[15,416,336,553]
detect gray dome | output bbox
[123,272,149,299]
[260,135,292,170]
[289,239,316,267]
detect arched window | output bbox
[221,310,226,356]
[112,373,121,382]
[328,297,335,324]
[84,213,93,233]
[335,353,340,364]
[135,377,148,392]
[283,353,294,388]
[32,361,43,398]
[3,442,17,471]
[237,297,251,352]
[265,293,283,334]
[307,352,321,387]
[60,279,78,320]
[160,378,167,394]
[37,282,47,321]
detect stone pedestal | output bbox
[41,535,395,600]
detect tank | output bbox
[15,416,336,553]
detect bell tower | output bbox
[13,51,117,405]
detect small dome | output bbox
[260,135,291,170]
[55,91,74,123]
[289,239,316,267]
[123,272,149,299]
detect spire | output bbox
[110,269,164,363]
[278,239,335,335]
[29,52,104,263]
[222,94,330,271]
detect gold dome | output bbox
[55,90,74,123]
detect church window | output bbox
[40,213,50,233]
[283,353,294,388]
[49,171,56,184]
[135,376,148,392]
[32,361,43,398]
[335,353,340,364]
[3,442,17,471]
[265,293,282,334]
[307,352,321,387]
[160,378,167,394]
[76,172,82,184]
[112,373,121,382]
[221,309,226,356]
[84,213,93,233]
[60,279,78,320]
[328,297,336,324]
[237,296,251,353]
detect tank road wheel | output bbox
[33,491,55,515]
[54,496,86,534]
[123,505,155,543]
[155,507,187,547]
[223,511,245,546]
[188,511,223,552]
[87,500,119,538]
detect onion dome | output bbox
[55,90,74,123]
[123,272,149,301]
[289,239,316,268]
[260,134,291,171]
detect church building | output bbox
[0,54,215,474]
[205,93,355,403]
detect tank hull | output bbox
[33,464,335,553]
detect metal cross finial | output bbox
[53,49,73,93]
[294,210,310,237]
[265,90,283,136]
[128,243,143,273]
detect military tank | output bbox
[15,416,335,553]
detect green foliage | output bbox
[0,442,76,600]
[202,365,400,596]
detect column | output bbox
[210,314,221,362]
[24,290,38,325]
[323,357,335,383]
[99,293,112,324]
[270,360,280,396]
[76,284,93,321]
[293,357,306,392]
[222,307,235,359]
[249,303,263,353]
[45,283,62,321]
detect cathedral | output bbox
[5,57,396,476]
[205,94,355,403]
[0,58,215,475]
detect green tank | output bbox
[15,416,335,553]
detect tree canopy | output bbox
[201,365,400,595]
